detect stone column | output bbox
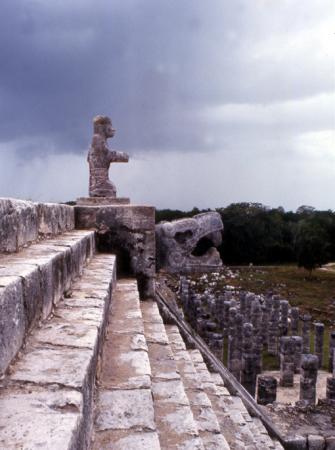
[279,337,295,387]
[299,354,318,406]
[262,294,273,348]
[241,322,257,397]
[179,276,189,311]
[279,300,289,336]
[268,296,280,355]
[187,291,200,330]
[234,312,243,382]
[244,293,254,323]
[329,330,335,373]
[239,290,246,317]
[292,336,303,373]
[314,322,324,369]
[228,307,240,379]
[215,294,225,331]
[302,314,312,354]
[223,300,231,338]
[326,353,335,401]
[257,375,277,405]
[207,293,217,318]
[290,307,300,335]
[251,299,263,375]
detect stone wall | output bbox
[0,198,75,253]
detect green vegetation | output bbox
[156,203,335,272]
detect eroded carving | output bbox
[88,115,129,197]
[156,211,223,273]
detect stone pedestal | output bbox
[290,307,300,335]
[75,203,155,299]
[299,354,318,406]
[257,375,277,405]
[76,197,130,205]
[280,337,295,387]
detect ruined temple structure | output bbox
[156,211,224,273]
[178,277,335,446]
[0,199,285,449]
[0,117,333,448]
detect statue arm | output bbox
[108,150,129,163]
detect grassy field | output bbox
[185,265,335,370]
[223,265,335,327]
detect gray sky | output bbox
[0,0,334,210]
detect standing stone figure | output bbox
[88,115,129,197]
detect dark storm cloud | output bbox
[0,0,334,209]
[1,0,332,155]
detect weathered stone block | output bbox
[0,387,84,450]
[0,276,25,375]
[257,375,277,405]
[95,389,155,431]
[285,435,307,450]
[0,198,38,252]
[0,263,43,331]
[308,434,325,450]
[36,202,75,236]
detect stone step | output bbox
[188,350,283,450]
[0,253,116,450]
[92,279,160,450]
[141,301,205,449]
[0,229,95,376]
[165,324,231,450]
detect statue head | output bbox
[93,115,116,138]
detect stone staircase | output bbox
[92,279,284,450]
[0,200,118,449]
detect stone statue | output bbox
[156,211,223,273]
[88,115,129,197]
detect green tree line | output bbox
[156,203,335,270]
